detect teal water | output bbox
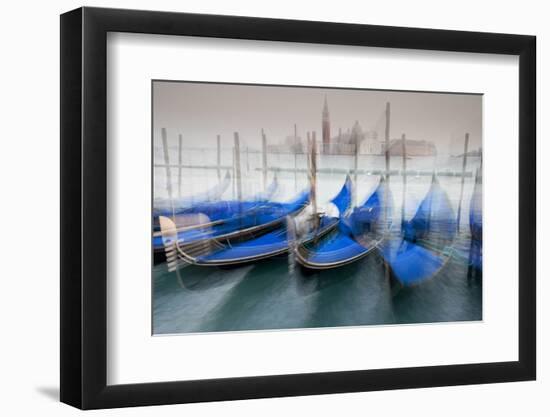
[153,154,482,335]
[152,232,481,335]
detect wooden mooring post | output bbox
[353,136,359,207]
[294,124,298,191]
[216,134,221,182]
[306,132,311,174]
[234,132,242,201]
[261,129,267,191]
[177,133,183,199]
[231,144,236,199]
[311,131,319,230]
[383,103,391,283]
[384,102,391,183]
[383,102,391,230]
[401,133,407,225]
[161,128,174,216]
[456,132,470,230]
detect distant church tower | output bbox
[322,96,331,154]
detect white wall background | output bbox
[0,0,545,415]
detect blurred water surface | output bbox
[153,153,482,334]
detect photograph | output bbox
[0,0,541,414]
[152,81,483,335]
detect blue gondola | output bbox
[160,177,352,267]
[468,167,482,276]
[153,177,278,246]
[380,174,457,287]
[153,184,307,253]
[153,175,279,261]
[293,176,390,270]
[154,174,278,220]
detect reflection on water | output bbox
[153,230,481,334]
[153,154,482,335]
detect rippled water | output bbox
[153,230,481,335]
[153,153,482,335]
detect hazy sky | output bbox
[153,81,482,155]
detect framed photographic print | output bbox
[60,6,536,409]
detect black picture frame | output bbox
[60,6,536,410]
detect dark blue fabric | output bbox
[348,180,386,236]
[469,178,482,242]
[402,177,456,243]
[298,177,386,266]
[380,176,456,286]
[330,175,352,214]
[469,173,482,270]
[304,230,373,264]
[197,215,339,263]
[381,240,445,286]
[153,190,309,249]
[198,228,288,262]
